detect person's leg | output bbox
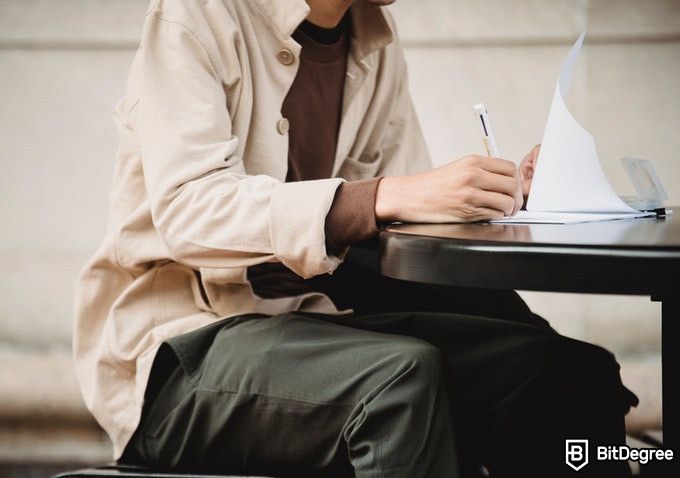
[336,311,632,477]
[122,313,458,477]
[122,310,631,477]
[312,255,636,473]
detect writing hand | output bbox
[375,155,523,223]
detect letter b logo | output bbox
[565,439,589,471]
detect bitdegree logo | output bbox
[565,439,674,471]
[565,439,589,471]
[597,445,674,465]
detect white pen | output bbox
[473,103,499,157]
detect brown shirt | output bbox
[249,17,381,297]
[284,18,347,182]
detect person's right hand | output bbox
[375,155,523,223]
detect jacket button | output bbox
[277,118,290,135]
[277,49,295,65]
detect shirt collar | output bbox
[251,0,394,58]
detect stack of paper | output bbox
[492,32,654,225]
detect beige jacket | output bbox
[74,0,431,459]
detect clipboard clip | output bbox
[619,158,669,216]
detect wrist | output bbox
[375,176,409,222]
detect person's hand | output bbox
[519,144,540,198]
[375,155,523,223]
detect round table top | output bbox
[384,208,680,252]
[379,208,680,295]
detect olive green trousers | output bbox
[121,260,634,478]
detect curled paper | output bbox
[491,32,653,224]
[527,32,639,214]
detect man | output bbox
[73,0,636,476]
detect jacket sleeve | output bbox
[376,37,433,177]
[136,14,344,278]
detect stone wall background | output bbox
[1,0,678,467]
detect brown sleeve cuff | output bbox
[325,177,382,254]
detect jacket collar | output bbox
[251,0,393,58]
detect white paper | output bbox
[527,218,654,243]
[490,210,654,225]
[524,32,641,217]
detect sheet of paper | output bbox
[525,32,640,215]
[491,210,654,224]
[527,218,654,243]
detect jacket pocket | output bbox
[197,266,256,317]
[337,150,383,181]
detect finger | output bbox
[521,153,537,170]
[472,189,517,217]
[458,207,505,222]
[522,144,540,164]
[529,144,541,164]
[479,156,518,177]
[512,172,523,215]
[477,169,522,198]
[476,170,524,214]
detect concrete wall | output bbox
[1,0,678,465]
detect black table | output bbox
[379,208,680,471]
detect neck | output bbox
[305,0,352,28]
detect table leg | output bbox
[662,295,680,470]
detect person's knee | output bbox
[582,342,619,373]
[557,338,620,379]
[545,337,627,408]
[399,338,444,371]
[373,339,452,431]
[388,338,446,393]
